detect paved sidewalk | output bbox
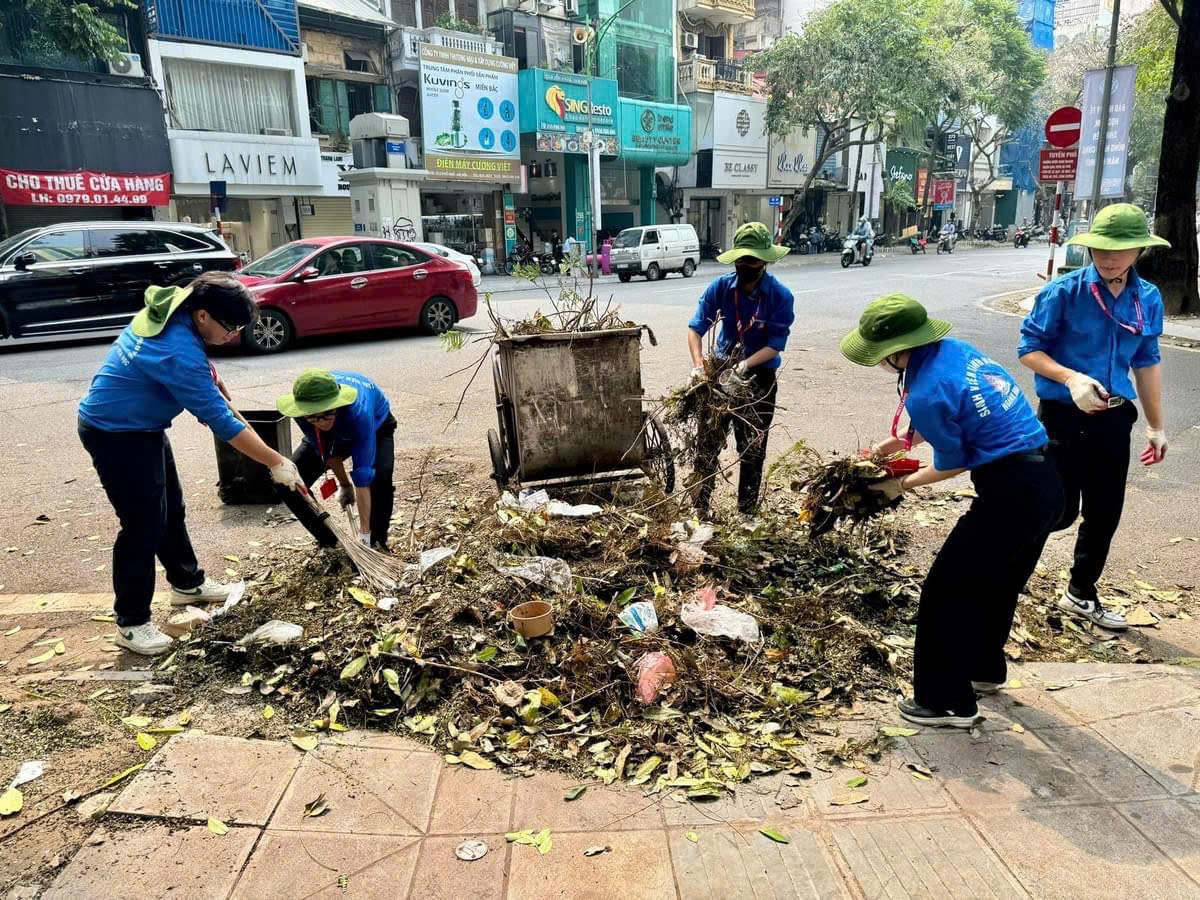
[39,662,1200,899]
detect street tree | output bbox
[1136,0,1200,315]
[0,0,134,63]
[759,0,931,237]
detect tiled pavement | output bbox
[43,662,1200,899]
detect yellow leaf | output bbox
[145,727,185,736]
[1126,605,1159,627]
[347,587,377,608]
[291,731,318,752]
[54,641,65,655]
[102,763,145,788]
[340,655,368,680]
[26,648,56,666]
[829,791,869,806]
[3,626,19,637]
[207,817,228,835]
[121,715,151,728]
[136,732,158,751]
[1010,724,1026,735]
[685,831,700,843]
[0,788,23,816]
[263,705,275,720]
[1007,679,1022,689]
[459,750,495,770]
[178,711,193,726]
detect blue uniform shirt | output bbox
[296,371,391,488]
[1017,264,1163,404]
[687,270,795,370]
[78,316,244,442]
[905,338,1048,471]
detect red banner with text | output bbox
[0,169,171,207]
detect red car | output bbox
[235,237,477,353]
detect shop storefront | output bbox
[0,73,171,237]
[766,126,820,241]
[295,151,355,238]
[167,133,323,259]
[615,98,692,234]
[517,68,618,250]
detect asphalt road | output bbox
[2,243,1197,596]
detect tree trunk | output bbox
[1137,0,1200,315]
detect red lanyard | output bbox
[1089,281,1143,335]
[732,287,763,342]
[313,425,325,460]
[891,389,913,451]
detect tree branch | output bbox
[1158,0,1182,28]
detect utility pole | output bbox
[1088,0,1121,214]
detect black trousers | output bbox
[277,415,396,549]
[912,452,1063,713]
[1039,400,1137,600]
[694,369,778,514]
[78,422,205,627]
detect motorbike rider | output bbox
[939,217,957,249]
[853,215,875,259]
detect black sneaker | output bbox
[897,697,982,729]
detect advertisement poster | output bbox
[1075,65,1135,199]
[518,69,618,155]
[1,169,170,206]
[420,44,520,181]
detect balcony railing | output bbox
[678,57,753,95]
[391,26,505,73]
[677,0,755,24]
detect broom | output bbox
[301,493,406,593]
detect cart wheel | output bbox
[488,428,507,492]
[642,412,675,493]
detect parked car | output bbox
[235,236,477,353]
[0,221,237,341]
[408,241,482,288]
[609,224,700,282]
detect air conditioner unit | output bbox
[261,127,291,136]
[564,0,579,14]
[107,52,144,78]
[682,32,699,50]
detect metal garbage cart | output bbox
[487,326,673,492]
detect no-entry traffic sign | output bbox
[1045,106,1082,148]
[1039,148,1079,182]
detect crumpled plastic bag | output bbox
[419,547,455,574]
[237,620,304,646]
[617,601,659,633]
[496,556,573,593]
[208,581,246,619]
[500,489,602,519]
[634,652,677,704]
[681,602,760,642]
[671,522,715,572]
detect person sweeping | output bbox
[841,295,1062,728]
[687,221,795,515]
[78,273,305,656]
[1018,203,1169,632]
[275,369,396,550]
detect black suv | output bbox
[0,222,238,341]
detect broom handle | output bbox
[301,491,332,524]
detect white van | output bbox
[609,224,700,282]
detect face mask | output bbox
[735,262,765,286]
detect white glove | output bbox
[337,484,356,509]
[868,478,905,501]
[1065,372,1109,414]
[269,457,305,491]
[357,532,372,547]
[734,360,749,376]
[690,364,706,381]
[1141,427,1167,466]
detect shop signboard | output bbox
[0,168,171,206]
[419,44,520,182]
[518,69,618,155]
[169,134,322,194]
[710,93,767,190]
[617,98,691,166]
[931,179,956,210]
[766,126,818,189]
[711,151,766,189]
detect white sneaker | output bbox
[171,578,234,606]
[1057,589,1127,631]
[114,622,174,656]
[971,681,1003,695]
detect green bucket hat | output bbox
[131,284,193,338]
[276,369,358,418]
[1068,203,1170,252]
[716,221,790,265]
[840,294,952,367]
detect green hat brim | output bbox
[839,318,952,367]
[131,285,193,338]
[277,384,358,418]
[1067,232,1170,251]
[716,244,790,265]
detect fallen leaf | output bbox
[533,828,552,855]
[303,792,330,818]
[911,770,932,781]
[1010,724,1026,735]
[564,785,587,801]
[3,626,19,637]
[340,655,368,680]
[685,830,700,843]
[0,788,23,816]
[145,727,185,736]
[26,648,56,665]
[136,732,158,751]
[759,827,790,844]
[906,763,935,777]
[846,775,868,788]
[207,817,228,835]
[1007,679,1022,689]
[880,726,919,737]
[458,750,494,770]
[829,792,869,806]
[475,646,499,662]
[102,763,144,788]
[291,731,318,752]
[54,641,66,655]
[1125,605,1159,627]
[178,711,193,726]
[347,586,377,608]
[583,845,611,857]
[262,705,275,720]
[120,715,151,728]
[0,704,10,714]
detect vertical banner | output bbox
[502,190,516,258]
[1075,65,1136,199]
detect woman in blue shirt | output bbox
[841,295,1063,728]
[276,369,396,549]
[78,273,305,656]
[1018,204,1169,632]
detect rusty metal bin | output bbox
[489,327,660,488]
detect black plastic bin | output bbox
[214,410,293,505]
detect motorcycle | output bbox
[1013,225,1030,248]
[824,229,842,252]
[503,243,556,276]
[936,231,955,254]
[909,232,929,254]
[841,234,874,268]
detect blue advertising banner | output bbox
[518,69,618,155]
[617,98,691,166]
[1075,65,1135,199]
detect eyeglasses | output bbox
[304,412,337,423]
[214,317,245,336]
